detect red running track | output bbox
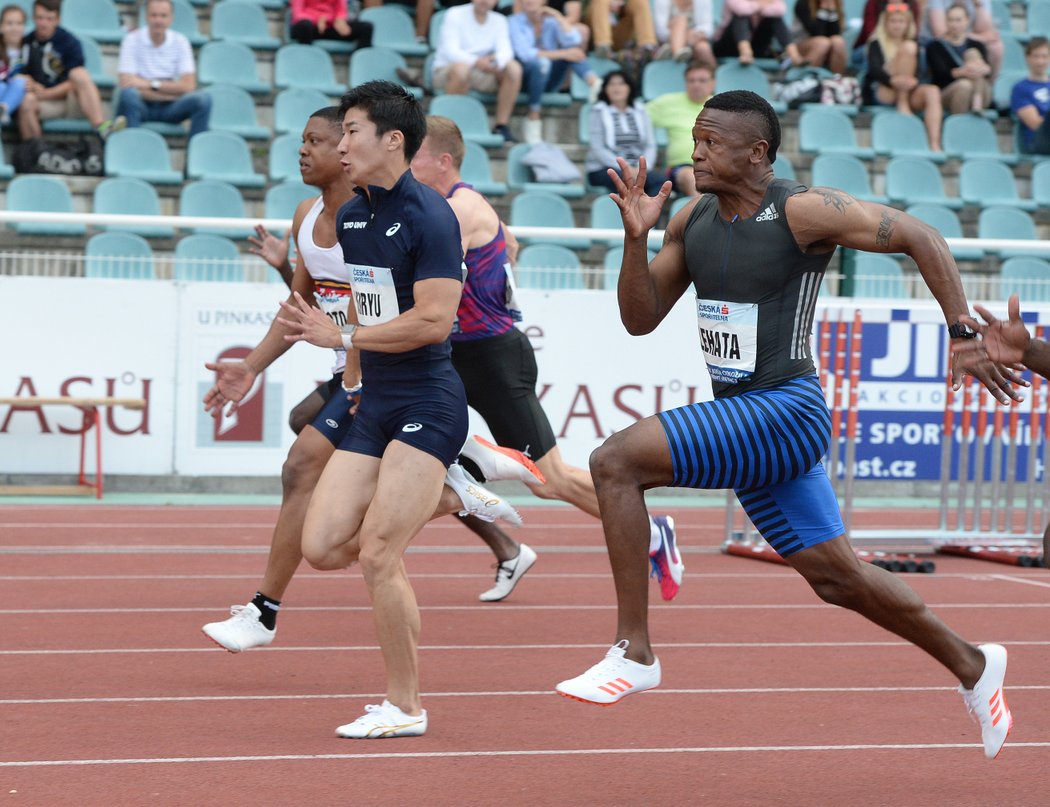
[2,504,1049,806]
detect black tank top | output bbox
[682,178,833,398]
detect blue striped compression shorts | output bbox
[657,375,844,557]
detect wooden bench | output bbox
[0,397,147,499]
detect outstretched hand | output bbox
[202,360,256,419]
[957,295,1031,367]
[247,224,290,271]
[276,291,341,348]
[608,156,673,239]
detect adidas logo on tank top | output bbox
[755,203,779,222]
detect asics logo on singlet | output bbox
[402,423,423,432]
[755,203,779,222]
[386,222,402,236]
[343,221,368,230]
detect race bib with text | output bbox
[347,263,398,326]
[696,298,758,384]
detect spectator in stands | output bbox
[852,0,920,63]
[645,60,714,196]
[926,3,991,114]
[652,0,716,65]
[17,0,124,141]
[432,0,523,143]
[514,0,591,52]
[794,0,848,75]
[115,0,211,139]
[1011,36,1050,156]
[0,4,28,125]
[510,0,600,144]
[924,0,1001,77]
[586,70,665,195]
[290,0,374,48]
[587,0,658,62]
[862,3,942,151]
[712,0,804,67]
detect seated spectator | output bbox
[115,0,212,139]
[926,3,991,114]
[17,0,124,141]
[646,60,714,196]
[432,0,523,143]
[794,0,847,75]
[852,0,920,66]
[509,0,599,143]
[0,3,28,125]
[513,0,591,51]
[862,3,942,151]
[290,0,373,48]
[587,0,658,62]
[1011,36,1050,156]
[924,0,1001,77]
[652,0,716,65]
[585,70,665,195]
[712,0,803,67]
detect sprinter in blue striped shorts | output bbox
[556,90,1021,760]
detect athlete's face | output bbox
[409,138,444,190]
[690,108,765,193]
[299,117,344,188]
[337,107,396,187]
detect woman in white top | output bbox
[585,70,665,194]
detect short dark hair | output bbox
[339,80,426,161]
[1026,35,1050,56]
[0,3,26,22]
[702,90,781,164]
[598,70,641,106]
[33,0,60,13]
[310,106,344,130]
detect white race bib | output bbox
[313,284,353,370]
[347,263,398,326]
[696,298,758,384]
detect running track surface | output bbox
[3,504,1048,807]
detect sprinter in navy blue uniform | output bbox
[556,90,1019,761]
[275,82,467,740]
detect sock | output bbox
[251,591,281,631]
[647,516,661,555]
[458,455,486,483]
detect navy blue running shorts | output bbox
[657,375,844,557]
[308,374,356,447]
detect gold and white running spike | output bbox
[445,463,523,526]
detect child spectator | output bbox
[1011,36,1050,156]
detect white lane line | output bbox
[5,639,1050,656]
[3,743,1049,767]
[988,574,1050,590]
[5,684,1050,706]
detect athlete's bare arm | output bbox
[786,188,1024,403]
[447,187,500,253]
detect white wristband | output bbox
[340,323,357,350]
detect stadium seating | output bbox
[205,85,270,141]
[104,128,183,184]
[999,257,1050,302]
[84,232,156,279]
[885,156,961,208]
[6,175,85,236]
[268,132,302,183]
[429,95,504,148]
[93,178,174,238]
[959,159,1037,211]
[211,1,281,50]
[510,191,591,250]
[942,114,1018,165]
[178,180,252,239]
[274,45,345,96]
[349,47,423,101]
[198,41,270,95]
[360,7,429,57]
[798,107,874,159]
[905,204,982,261]
[63,0,123,44]
[264,181,315,223]
[851,253,907,298]
[461,141,508,196]
[186,131,266,188]
[811,154,888,204]
[516,244,585,289]
[274,88,335,135]
[505,143,585,198]
[872,111,945,162]
[174,234,246,282]
[977,206,1041,259]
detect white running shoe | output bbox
[479,543,537,602]
[445,463,523,526]
[555,640,661,706]
[202,602,276,653]
[336,699,428,739]
[649,515,684,601]
[959,643,1013,759]
[459,435,545,485]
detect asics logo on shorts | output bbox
[386,222,402,236]
[325,418,339,428]
[402,423,422,432]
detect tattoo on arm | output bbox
[812,188,854,214]
[875,209,899,248]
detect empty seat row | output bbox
[85,231,252,282]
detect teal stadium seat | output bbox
[589,195,623,245]
[6,175,85,235]
[959,159,1037,211]
[669,196,697,218]
[274,45,345,97]
[349,47,423,101]
[264,181,316,224]
[999,257,1050,302]
[428,95,503,148]
[603,245,656,289]
[510,191,590,250]
[942,114,1018,165]
[460,141,508,196]
[104,128,183,184]
[1001,33,1025,73]
[211,1,281,50]
[641,60,685,101]
[515,244,584,289]
[84,232,156,279]
[885,156,961,209]
[139,0,206,46]
[1031,161,1050,206]
[268,132,302,183]
[174,234,246,282]
[798,107,874,159]
[198,42,270,95]
[505,143,585,198]
[62,0,123,44]
[205,84,270,140]
[570,56,620,101]
[810,154,888,204]
[360,7,429,57]
[852,253,907,298]
[179,180,253,239]
[716,62,787,113]
[80,36,114,89]
[186,131,265,188]
[905,203,982,261]
[872,111,945,162]
[274,88,334,135]
[93,177,174,238]
[977,206,1041,259]
[774,154,796,180]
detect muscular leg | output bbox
[587,416,675,665]
[288,384,328,435]
[457,513,520,562]
[785,535,984,687]
[528,445,601,517]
